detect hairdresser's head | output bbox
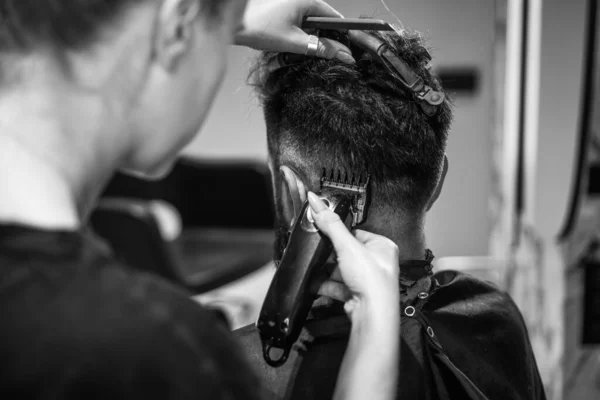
[252,30,452,258]
[0,0,247,178]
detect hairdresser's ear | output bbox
[280,166,308,226]
[426,155,448,211]
[155,0,200,71]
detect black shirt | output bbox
[236,268,547,400]
[0,224,261,399]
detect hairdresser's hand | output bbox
[306,192,400,319]
[235,0,356,64]
[307,191,400,400]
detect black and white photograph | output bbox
[0,1,598,399]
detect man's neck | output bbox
[390,233,428,262]
[362,213,428,262]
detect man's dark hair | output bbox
[252,30,453,213]
[0,0,224,51]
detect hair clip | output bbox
[267,18,445,117]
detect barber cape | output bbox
[235,267,546,400]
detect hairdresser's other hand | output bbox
[235,0,356,64]
[306,192,400,320]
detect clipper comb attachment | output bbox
[320,169,371,227]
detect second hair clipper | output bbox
[257,170,370,367]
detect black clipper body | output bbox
[257,171,370,367]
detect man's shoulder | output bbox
[428,270,523,320]
[235,324,309,400]
[423,270,544,400]
[425,270,533,349]
[235,324,267,368]
[236,322,260,337]
[235,272,545,400]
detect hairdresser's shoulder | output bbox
[2,248,225,353]
[72,258,241,363]
[0,241,258,399]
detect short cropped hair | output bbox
[0,0,224,51]
[252,30,453,213]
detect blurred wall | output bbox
[487,0,589,398]
[535,1,588,399]
[183,0,496,258]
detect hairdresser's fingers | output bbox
[355,229,399,256]
[302,0,352,64]
[275,29,354,64]
[318,280,352,302]
[353,230,400,277]
[355,229,398,253]
[307,0,344,18]
[285,29,354,63]
[353,229,383,245]
[307,192,358,253]
[315,37,355,64]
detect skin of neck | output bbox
[0,4,159,230]
[0,51,140,230]
[358,210,428,262]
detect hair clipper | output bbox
[257,170,370,367]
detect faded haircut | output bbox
[251,29,453,213]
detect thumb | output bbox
[308,192,357,254]
[315,37,355,64]
[292,30,355,64]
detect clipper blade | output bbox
[320,169,371,227]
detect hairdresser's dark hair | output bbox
[252,29,453,213]
[0,0,224,51]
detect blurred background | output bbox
[92,1,600,399]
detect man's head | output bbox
[251,29,453,258]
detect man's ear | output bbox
[154,0,200,71]
[426,155,448,211]
[280,166,308,226]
